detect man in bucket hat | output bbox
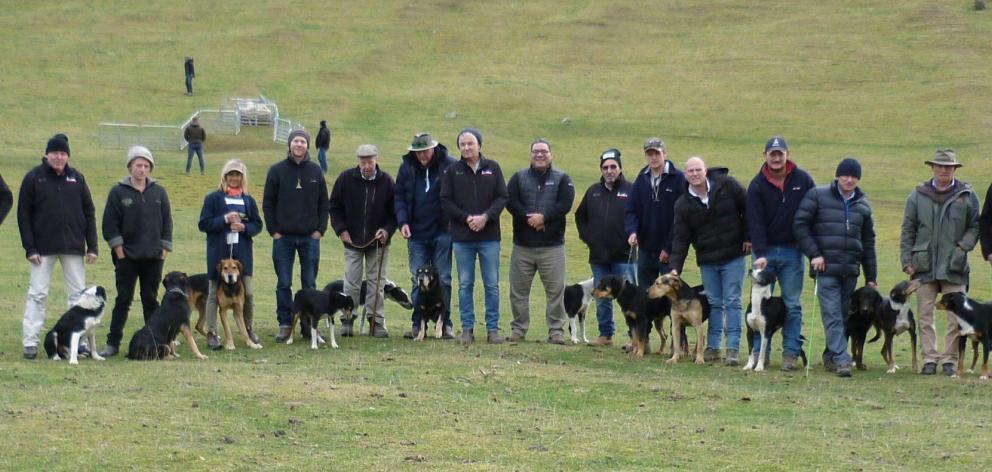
[395,132,457,340]
[900,149,980,376]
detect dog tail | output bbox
[866,326,881,344]
[44,330,58,359]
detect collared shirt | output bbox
[688,179,712,208]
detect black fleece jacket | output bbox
[102,177,173,260]
[17,160,98,257]
[262,155,329,236]
[328,166,397,249]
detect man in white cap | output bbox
[98,145,174,357]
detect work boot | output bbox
[460,329,474,346]
[98,344,119,357]
[588,336,613,347]
[487,330,504,345]
[781,354,799,372]
[942,363,956,376]
[921,362,937,375]
[835,363,853,377]
[441,325,454,340]
[403,326,421,340]
[372,324,389,338]
[207,332,222,351]
[274,325,292,343]
[704,348,722,363]
[23,346,38,360]
[724,349,740,367]
[547,333,565,345]
[508,332,526,343]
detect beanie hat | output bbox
[127,145,155,169]
[287,129,310,148]
[220,158,249,192]
[457,128,483,147]
[45,133,70,156]
[835,157,862,179]
[600,148,622,169]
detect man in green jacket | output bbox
[900,149,980,376]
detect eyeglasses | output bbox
[531,150,550,155]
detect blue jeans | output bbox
[272,234,320,327]
[751,244,805,356]
[590,262,636,337]
[817,275,856,367]
[637,249,671,287]
[700,256,745,351]
[186,142,204,173]
[408,233,453,330]
[317,147,328,173]
[453,240,500,332]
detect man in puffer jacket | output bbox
[794,158,877,377]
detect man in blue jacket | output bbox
[395,133,456,340]
[625,137,684,286]
[746,136,816,371]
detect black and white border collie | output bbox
[743,267,808,372]
[44,286,108,365]
[564,278,595,344]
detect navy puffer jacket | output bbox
[793,181,877,282]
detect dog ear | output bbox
[216,260,224,276]
[236,259,244,272]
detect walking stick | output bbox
[367,239,386,337]
[805,273,819,379]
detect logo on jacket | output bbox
[481,169,493,176]
[121,198,133,207]
[792,186,802,191]
[66,176,77,183]
[617,192,629,199]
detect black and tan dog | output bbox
[867,280,920,373]
[189,259,259,350]
[847,285,883,371]
[287,286,356,349]
[935,291,992,379]
[126,271,207,361]
[413,265,446,341]
[592,275,672,358]
[647,273,710,365]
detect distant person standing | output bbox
[17,134,99,360]
[184,116,206,175]
[184,56,195,95]
[315,120,331,173]
[0,172,12,226]
[99,146,173,357]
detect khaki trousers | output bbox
[916,280,965,365]
[509,244,566,337]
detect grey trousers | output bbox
[344,245,389,325]
[509,244,566,337]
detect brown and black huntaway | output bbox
[44,286,108,365]
[287,285,355,349]
[592,274,672,358]
[126,271,207,361]
[647,273,711,365]
[189,259,260,350]
[935,291,992,379]
[413,264,446,341]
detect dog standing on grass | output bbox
[647,273,710,365]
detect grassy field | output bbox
[2,0,992,469]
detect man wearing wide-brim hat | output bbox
[900,149,980,376]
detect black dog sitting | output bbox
[413,265,446,341]
[126,271,207,361]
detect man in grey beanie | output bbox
[99,145,173,357]
[263,129,329,342]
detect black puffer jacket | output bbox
[17,160,98,257]
[793,181,877,282]
[670,174,749,272]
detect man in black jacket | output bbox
[184,56,195,95]
[315,120,330,173]
[506,139,575,345]
[793,158,877,377]
[0,172,12,226]
[439,128,508,345]
[98,146,173,357]
[670,157,750,365]
[575,148,635,347]
[329,144,397,337]
[263,129,329,342]
[17,134,99,359]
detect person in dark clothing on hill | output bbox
[263,129,329,343]
[315,120,331,173]
[329,144,397,337]
[395,132,456,340]
[184,56,195,95]
[98,146,173,357]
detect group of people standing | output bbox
[8,129,991,379]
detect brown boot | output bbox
[460,329,474,346]
[487,330,504,344]
[508,332,526,343]
[588,336,613,347]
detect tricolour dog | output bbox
[592,275,671,358]
[126,271,207,361]
[868,280,920,373]
[742,267,808,371]
[935,292,991,379]
[564,278,595,345]
[324,279,413,336]
[44,286,108,365]
[288,286,356,349]
[190,259,259,350]
[413,265,446,341]
[647,273,710,365]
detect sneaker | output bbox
[372,325,389,338]
[403,326,421,340]
[23,346,38,360]
[441,325,454,340]
[942,363,956,376]
[460,329,474,346]
[921,362,937,375]
[588,336,613,347]
[547,333,565,345]
[274,325,292,343]
[207,332,222,351]
[98,344,119,357]
[835,363,853,377]
[703,348,722,363]
[508,332,526,343]
[487,330,504,345]
[781,354,799,372]
[724,349,739,367]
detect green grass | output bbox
[1,0,992,469]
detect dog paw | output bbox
[92,354,105,361]
[196,354,208,360]
[249,343,262,350]
[952,373,960,379]
[665,357,678,365]
[886,367,897,374]
[966,369,975,374]
[755,365,765,372]
[225,344,236,350]
[980,374,989,380]
[69,359,79,365]
[694,358,705,365]
[330,342,339,349]
[285,338,294,345]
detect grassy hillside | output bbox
[1,1,991,469]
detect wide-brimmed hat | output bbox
[924,149,962,167]
[408,132,439,152]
